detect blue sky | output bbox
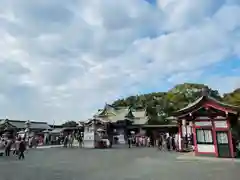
[145,0,157,4]
[0,0,239,123]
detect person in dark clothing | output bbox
[158,136,163,150]
[166,136,171,151]
[5,139,12,157]
[63,135,68,148]
[127,136,132,148]
[78,135,83,148]
[171,135,176,150]
[184,134,188,149]
[18,138,26,160]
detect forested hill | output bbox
[111,83,240,125]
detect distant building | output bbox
[94,104,148,126]
[0,119,51,133]
[93,104,178,140]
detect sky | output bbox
[0,0,239,124]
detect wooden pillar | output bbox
[211,119,219,157]
[178,120,182,151]
[189,121,193,134]
[189,121,193,147]
[182,119,187,149]
[226,116,235,158]
[192,121,197,153]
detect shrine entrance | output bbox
[216,131,231,158]
[173,88,240,158]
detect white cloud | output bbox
[0,0,239,123]
[205,76,240,94]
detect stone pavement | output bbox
[177,152,240,162]
[0,145,62,155]
[0,147,239,180]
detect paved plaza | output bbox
[0,146,239,180]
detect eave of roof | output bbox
[172,95,240,117]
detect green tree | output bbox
[110,83,224,125]
[223,88,240,106]
[167,83,222,110]
[62,121,78,127]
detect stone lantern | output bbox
[2,119,13,139]
[24,120,31,142]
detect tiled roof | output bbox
[132,111,148,125]
[173,95,240,117]
[132,117,148,125]
[0,119,51,130]
[108,108,129,123]
[93,106,148,125]
[51,128,63,134]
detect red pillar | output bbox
[178,121,182,151]
[211,119,219,157]
[192,122,197,154]
[227,118,235,158]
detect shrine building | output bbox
[93,104,178,140]
[173,88,240,158]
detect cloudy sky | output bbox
[0,0,239,124]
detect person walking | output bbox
[78,135,83,148]
[14,138,20,156]
[5,139,12,157]
[158,136,163,150]
[171,135,176,151]
[166,136,171,151]
[68,134,74,148]
[63,135,68,148]
[147,137,151,147]
[127,135,132,148]
[18,138,26,160]
[162,135,167,151]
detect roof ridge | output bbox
[0,119,48,124]
[208,96,240,108]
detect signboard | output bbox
[197,144,215,153]
[84,132,94,141]
[118,134,125,144]
[83,132,95,148]
[195,121,212,126]
[214,121,228,128]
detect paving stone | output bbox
[0,147,239,180]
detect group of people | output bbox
[126,133,179,152]
[63,133,83,148]
[0,137,26,160]
[131,136,151,147]
[157,134,177,151]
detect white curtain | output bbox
[217,132,228,144]
[204,130,213,143]
[196,130,205,143]
[196,129,213,143]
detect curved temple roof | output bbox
[93,104,148,125]
[172,95,240,117]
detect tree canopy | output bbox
[61,121,78,127]
[111,83,239,125]
[223,88,240,106]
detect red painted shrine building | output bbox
[173,89,240,158]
